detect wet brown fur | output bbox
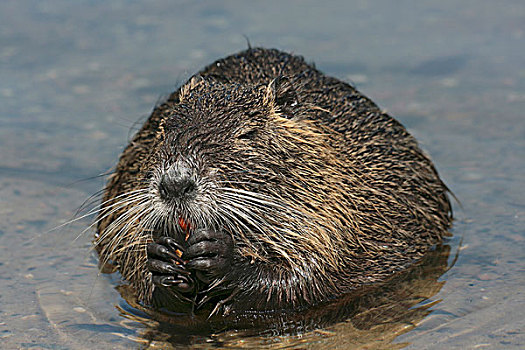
[95,48,452,312]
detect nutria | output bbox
[95,48,452,316]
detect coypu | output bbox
[95,48,452,317]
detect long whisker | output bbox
[94,195,151,245]
[97,201,153,268]
[219,187,308,219]
[50,188,149,232]
[85,193,152,241]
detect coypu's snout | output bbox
[156,162,197,203]
[148,158,218,241]
[158,173,196,201]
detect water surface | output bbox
[1,1,524,348]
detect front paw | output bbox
[147,236,195,294]
[184,228,233,284]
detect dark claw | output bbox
[147,242,184,264]
[152,275,194,291]
[147,258,190,275]
[157,236,185,253]
[152,275,177,287]
[147,237,197,295]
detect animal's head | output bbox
[136,76,346,264]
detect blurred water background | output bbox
[1,1,523,348]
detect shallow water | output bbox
[1,0,524,349]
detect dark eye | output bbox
[238,129,257,140]
[144,170,155,180]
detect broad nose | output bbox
[158,168,196,201]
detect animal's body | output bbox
[95,48,452,316]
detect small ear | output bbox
[179,75,205,102]
[264,76,299,117]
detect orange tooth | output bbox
[178,217,191,241]
[178,217,187,230]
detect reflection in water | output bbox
[107,243,455,349]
